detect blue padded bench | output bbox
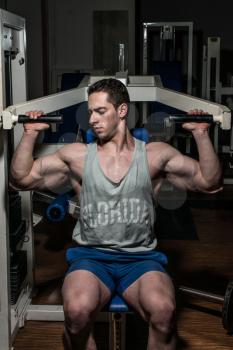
[107,293,130,313]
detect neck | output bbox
[98,126,134,153]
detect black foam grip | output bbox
[18,115,63,123]
[168,115,214,123]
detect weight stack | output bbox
[10,250,27,305]
[9,192,26,250]
[9,220,26,250]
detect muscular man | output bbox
[10,78,222,350]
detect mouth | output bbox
[93,127,103,133]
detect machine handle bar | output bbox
[168,115,214,123]
[17,115,63,123]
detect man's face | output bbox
[88,92,122,140]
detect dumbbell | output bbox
[179,281,233,333]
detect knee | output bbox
[149,297,176,334]
[63,295,95,335]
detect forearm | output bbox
[192,129,222,189]
[10,130,39,184]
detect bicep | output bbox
[148,142,214,192]
[164,151,202,191]
[20,152,70,190]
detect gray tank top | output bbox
[73,138,157,252]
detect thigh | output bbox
[122,271,175,321]
[62,269,112,312]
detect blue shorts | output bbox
[66,246,168,295]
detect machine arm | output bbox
[0,75,231,130]
[126,84,231,130]
[0,86,86,129]
[155,86,231,130]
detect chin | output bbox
[98,134,109,141]
[97,132,112,142]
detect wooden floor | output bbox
[13,187,233,349]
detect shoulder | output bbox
[145,141,180,171]
[56,142,88,163]
[146,141,176,156]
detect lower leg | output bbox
[147,318,177,350]
[63,322,97,350]
[122,272,177,350]
[62,270,112,350]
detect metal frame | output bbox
[142,22,193,95]
[201,38,221,154]
[202,37,221,103]
[0,9,32,350]
[202,36,233,183]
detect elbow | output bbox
[202,185,223,194]
[195,163,223,193]
[9,178,28,191]
[199,175,223,194]
[9,173,21,189]
[9,174,32,191]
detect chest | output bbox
[98,152,134,183]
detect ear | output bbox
[118,103,128,120]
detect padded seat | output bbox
[107,293,130,313]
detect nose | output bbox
[89,111,98,126]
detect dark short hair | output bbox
[87,78,130,110]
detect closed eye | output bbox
[88,108,106,116]
[96,108,106,115]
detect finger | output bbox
[187,109,206,115]
[37,110,44,117]
[32,110,43,118]
[182,122,197,128]
[182,122,210,130]
[187,109,194,115]
[25,110,44,118]
[25,111,36,117]
[187,109,199,115]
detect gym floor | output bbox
[13,186,233,349]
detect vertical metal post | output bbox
[142,24,148,123]
[109,313,126,350]
[0,11,12,350]
[118,43,125,72]
[187,22,193,95]
[201,44,207,99]
[143,23,148,75]
[0,10,29,349]
[206,37,221,102]
[0,130,12,350]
